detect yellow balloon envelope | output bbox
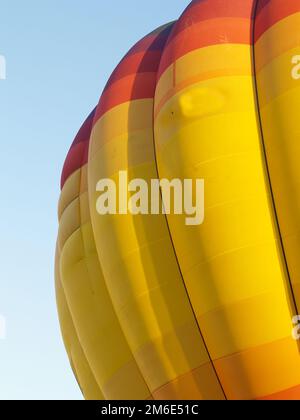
[56,0,300,400]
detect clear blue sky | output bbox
[0,0,190,400]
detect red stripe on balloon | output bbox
[61,110,95,189]
[103,50,163,92]
[255,0,300,41]
[158,17,252,80]
[168,0,255,43]
[95,72,157,121]
[94,24,174,123]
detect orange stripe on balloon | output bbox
[158,18,252,81]
[94,24,174,124]
[104,50,163,91]
[258,384,300,400]
[255,0,300,41]
[95,72,157,121]
[169,0,254,42]
[152,363,225,400]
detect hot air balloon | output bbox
[56,0,300,400]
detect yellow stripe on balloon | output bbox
[56,1,300,400]
[256,47,300,107]
[155,44,253,117]
[255,10,300,312]
[154,35,297,399]
[55,247,104,400]
[57,143,152,400]
[255,12,300,72]
[89,96,225,399]
[60,225,151,399]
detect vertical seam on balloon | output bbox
[152,56,227,402]
[55,248,104,399]
[88,111,153,400]
[61,137,107,399]
[77,137,152,399]
[151,103,227,401]
[251,0,300,319]
[173,61,177,87]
